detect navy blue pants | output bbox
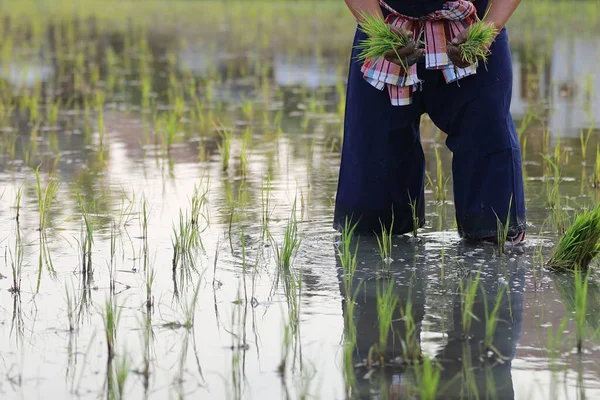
[334,27,526,240]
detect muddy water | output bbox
[0,15,600,400]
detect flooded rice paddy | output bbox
[0,1,600,399]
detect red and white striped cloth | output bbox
[361,0,478,106]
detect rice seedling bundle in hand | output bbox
[355,13,413,70]
[458,21,498,65]
[547,204,600,270]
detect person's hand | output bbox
[383,28,424,68]
[446,28,492,68]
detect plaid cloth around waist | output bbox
[361,0,478,106]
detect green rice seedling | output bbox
[373,279,399,365]
[434,146,447,203]
[459,271,481,339]
[355,12,415,71]
[273,202,302,271]
[376,216,394,268]
[14,185,23,224]
[96,90,105,146]
[414,356,441,400]
[8,227,24,294]
[337,218,359,298]
[190,181,210,229]
[77,194,95,274]
[171,209,202,271]
[216,124,233,171]
[261,175,273,241]
[594,145,600,188]
[574,268,591,353]
[157,112,179,153]
[482,285,506,356]
[408,193,420,238]
[240,128,252,177]
[34,165,59,231]
[241,96,253,121]
[458,20,499,65]
[580,124,594,160]
[399,298,421,361]
[547,204,600,270]
[494,196,513,254]
[45,98,61,128]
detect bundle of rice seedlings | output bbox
[458,21,498,65]
[355,12,414,70]
[547,204,600,270]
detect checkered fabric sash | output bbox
[361,0,478,106]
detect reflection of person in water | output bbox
[336,236,524,399]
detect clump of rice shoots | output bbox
[458,21,498,65]
[547,205,600,270]
[355,12,413,71]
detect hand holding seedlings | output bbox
[383,28,425,68]
[447,21,499,68]
[356,13,424,71]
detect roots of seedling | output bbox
[547,204,600,270]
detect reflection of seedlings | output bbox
[546,317,568,366]
[111,352,130,400]
[399,298,421,362]
[481,285,506,357]
[574,268,591,353]
[414,356,441,400]
[103,297,121,362]
[459,344,479,398]
[65,281,77,332]
[371,279,399,365]
[459,271,481,339]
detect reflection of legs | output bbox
[437,252,525,399]
[424,28,526,240]
[335,237,427,396]
[334,28,425,236]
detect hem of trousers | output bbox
[459,220,528,241]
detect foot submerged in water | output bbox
[479,231,526,246]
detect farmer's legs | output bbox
[334,28,425,235]
[424,28,526,240]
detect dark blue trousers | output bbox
[334,28,527,240]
